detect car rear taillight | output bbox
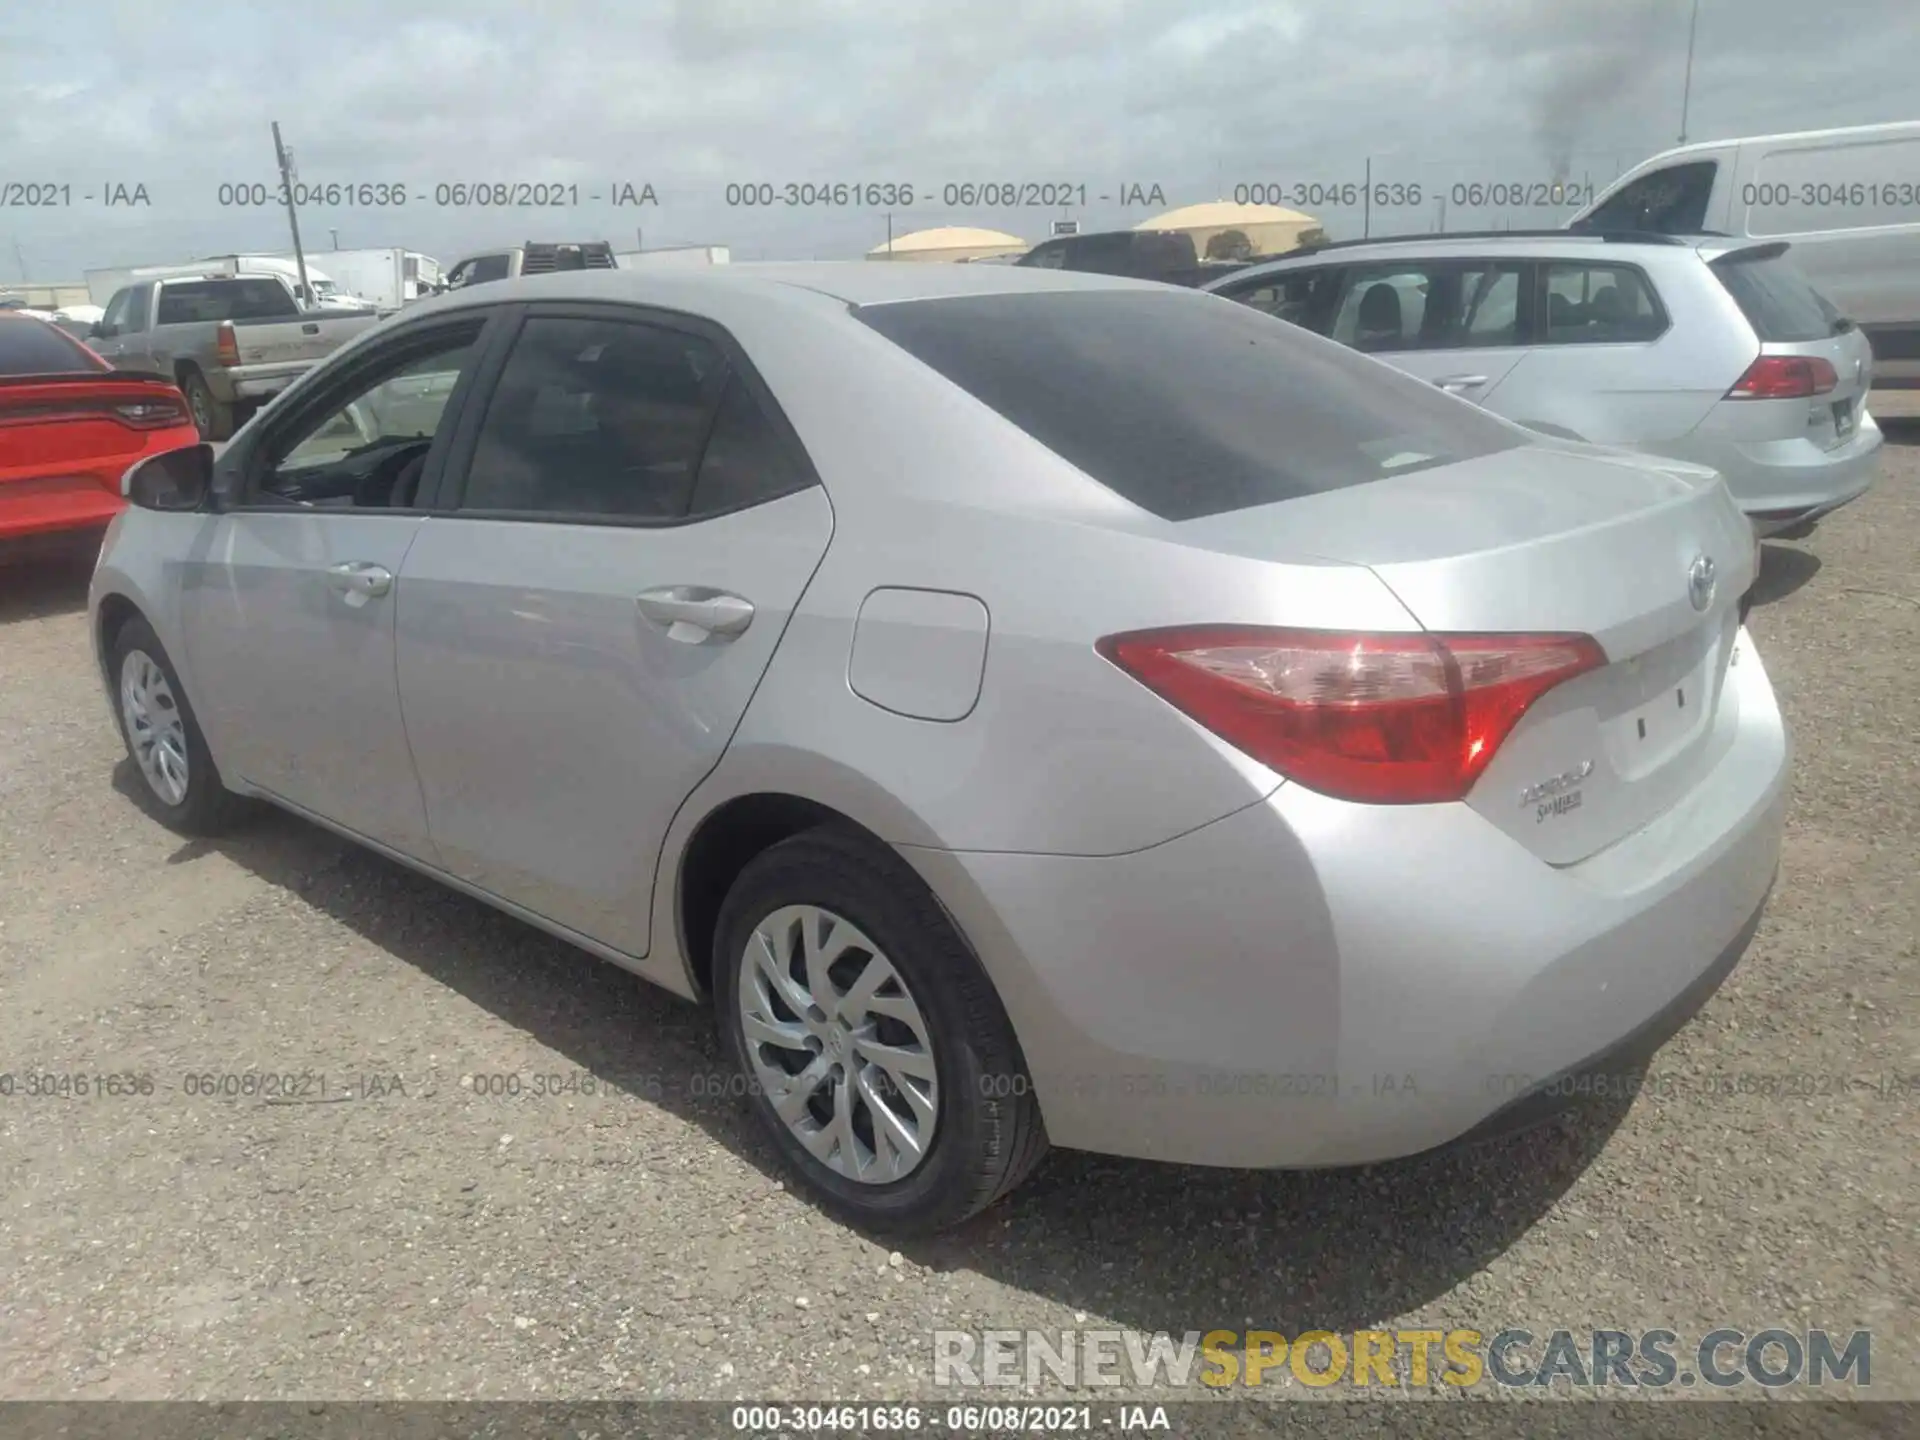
[214,321,241,366]
[1096,626,1607,805]
[111,398,189,429]
[1727,354,1837,399]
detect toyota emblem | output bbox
[1688,554,1717,612]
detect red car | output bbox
[1,313,201,562]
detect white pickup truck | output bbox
[86,272,383,439]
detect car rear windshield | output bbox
[155,278,299,325]
[853,290,1522,521]
[0,317,103,375]
[1711,250,1842,343]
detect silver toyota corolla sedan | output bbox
[89,263,1790,1233]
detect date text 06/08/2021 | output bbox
[722,182,1168,208]
[211,181,658,208]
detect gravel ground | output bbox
[0,428,1915,1407]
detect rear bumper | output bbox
[223,361,312,401]
[1703,411,1882,535]
[0,472,125,540]
[902,632,1790,1169]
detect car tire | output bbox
[714,825,1048,1234]
[178,368,234,441]
[107,616,246,836]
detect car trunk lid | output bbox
[0,373,192,477]
[1176,444,1758,863]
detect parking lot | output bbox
[1,423,1916,1403]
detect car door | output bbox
[393,304,834,957]
[89,284,153,368]
[178,310,503,857]
[1324,259,1532,404]
[1487,259,1684,442]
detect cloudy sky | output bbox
[4,0,1917,282]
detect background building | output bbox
[867,226,1029,262]
[1134,201,1321,258]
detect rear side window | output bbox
[1711,250,1840,342]
[461,315,727,519]
[686,374,815,517]
[1541,263,1667,344]
[0,317,106,374]
[1580,160,1718,234]
[156,279,297,324]
[854,290,1524,522]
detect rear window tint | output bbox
[853,290,1523,521]
[155,278,298,324]
[1711,251,1840,342]
[0,317,103,375]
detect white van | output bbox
[1568,121,1920,385]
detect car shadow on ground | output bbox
[0,553,93,626]
[126,767,1637,1334]
[1878,415,1920,447]
[1749,542,1822,609]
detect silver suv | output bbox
[1204,232,1881,535]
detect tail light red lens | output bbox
[1096,626,1607,805]
[110,398,189,429]
[1727,354,1838,399]
[214,321,242,366]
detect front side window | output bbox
[1330,267,1431,351]
[1328,262,1525,351]
[1541,263,1667,344]
[253,325,483,507]
[854,289,1524,522]
[459,316,729,519]
[1217,268,1335,333]
[1580,160,1718,235]
[121,283,154,333]
[99,288,134,334]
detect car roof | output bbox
[418,260,1167,314]
[1210,232,1726,288]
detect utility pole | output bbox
[886,212,894,255]
[1362,156,1372,238]
[1678,0,1701,143]
[11,238,27,282]
[329,228,339,249]
[271,122,313,308]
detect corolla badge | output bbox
[1688,554,1717,612]
[1519,759,1593,807]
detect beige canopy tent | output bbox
[1134,201,1321,259]
[866,226,1029,262]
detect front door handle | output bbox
[326,561,393,607]
[636,586,755,642]
[1434,374,1490,393]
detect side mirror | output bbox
[124,443,214,510]
[90,322,112,339]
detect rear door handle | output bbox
[325,561,393,606]
[1434,374,1490,393]
[636,586,755,642]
